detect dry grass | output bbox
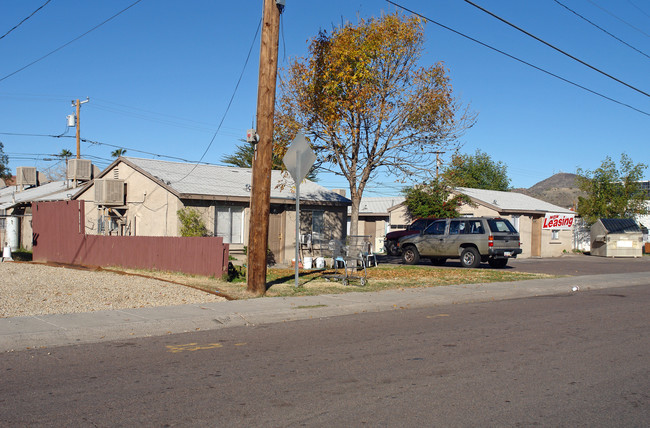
[118,265,554,300]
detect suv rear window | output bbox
[449,220,485,235]
[487,219,517,233]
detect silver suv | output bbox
[397,217,522,268]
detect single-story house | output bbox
[388,187,576,258]
[346,196,405,253]
[0,179,78,251]
[71,157,351,265]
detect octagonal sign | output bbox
[283,131,316,183]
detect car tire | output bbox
[460,247,480,268]
[402,245,420,265]
[430,257,447,266]
[488,258,508,268]
[386,240,400,256]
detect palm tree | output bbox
[56,149,73,159]
[111,148,127,158]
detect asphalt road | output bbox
[1,283,648,426]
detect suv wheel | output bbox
[460,247,480,268]
[402,245,420,265]
[386,240,400,256]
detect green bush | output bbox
[177,208,208,237]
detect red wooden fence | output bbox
[31,201,229,277]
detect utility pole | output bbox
[247,0,283,294]
[434,151,445,179]
[71,97,90,159]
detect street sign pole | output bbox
[294,159,300,287]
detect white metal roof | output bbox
[0,181,74,210]
[120,157,350,204]
[456,187,574,214]
[350,196,405,215]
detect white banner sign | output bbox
[542,213,575,230]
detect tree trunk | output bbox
[349,192,360,238]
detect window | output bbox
[511,215,520,232]
[312,210,324,242]
[487,219,517,233]
[215,206,244,244]
[551,230,560,240]
[425,220,447,235]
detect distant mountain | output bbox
[512,173,585,209]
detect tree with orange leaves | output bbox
[277,13,476,236]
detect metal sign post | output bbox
[283,132,317,287]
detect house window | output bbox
[312,210,324,241]
[551,229,560,240]
[215,206,244,244]
[511,215,520,232]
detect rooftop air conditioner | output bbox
[94,179,125,206]
[16,167,37,186]
[67,159,93,181]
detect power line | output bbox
[553,0,650,60]
[0,0,144,84]
[0,0,52,41]
[174,17,263,183]
[0,131,212,164]
[384,0,650,117]
[587,0,650,38]
[626,0,650,20]
[463,0,650,98]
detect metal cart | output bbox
[322,236,370,286]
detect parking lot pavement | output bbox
[375,253,650,276]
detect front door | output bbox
[531,216,542,257]
[268,211,285,264]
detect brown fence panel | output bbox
[32,201,228,277]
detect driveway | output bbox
[375,253,650,276]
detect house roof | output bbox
[84,157,350,206]
[0,181,74,211]
[351,196,405,216]
[456,187,574,215]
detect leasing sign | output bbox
[542,213,575,230]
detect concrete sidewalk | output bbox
[1,272,648,352]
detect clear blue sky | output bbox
[1,0,648,196]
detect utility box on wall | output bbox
[590,218,643,258]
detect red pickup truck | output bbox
[384,218,438,255]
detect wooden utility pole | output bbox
[72,97,90,159]
[247,0,282,294]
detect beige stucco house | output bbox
[71,157,351,265]
[388,187,575,258]
[346,196,405,253]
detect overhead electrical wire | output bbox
[0,0,144,84]
[626,0,650,20]
[384,0,650,117]
[173,16,263,183]
[587,0,650,38]
[553,0,650,60]
[0,132,211,164]
[0,0,52,41]
[462,0,650,98]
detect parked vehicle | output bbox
[384,217,438,255]
[397,217,522,268]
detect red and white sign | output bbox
[542,213,575,230]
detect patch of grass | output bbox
[114,264,555,300]
[11,249,32,262]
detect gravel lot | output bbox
[0,262,226,318]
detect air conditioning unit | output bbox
[95,179,125,205]
[16,167,37,186]
[67,159,93,181]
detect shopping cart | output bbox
[322,236,370,286]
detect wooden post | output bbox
[75,99,81,159]
[247,0,281,294]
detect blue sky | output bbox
[1,0,648,196]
